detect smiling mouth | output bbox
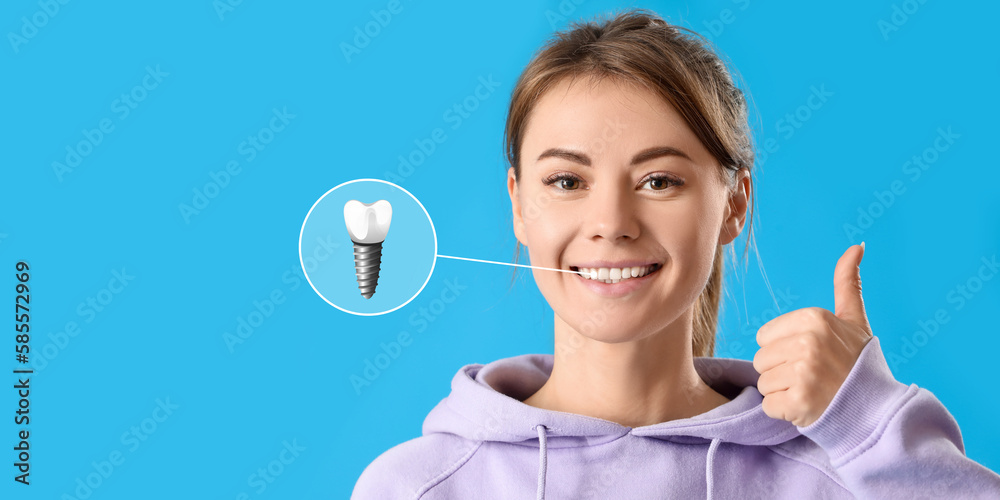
[569,263,662,284]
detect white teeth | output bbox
[576,264,658,282]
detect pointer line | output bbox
[436,254,582,274]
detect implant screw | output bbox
[352,241,383,299]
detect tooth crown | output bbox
[344,199,392,244]
[580,265,655,283]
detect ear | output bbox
[718,168,750,246]
[508,167,528,246]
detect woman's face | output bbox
[508,76,748,343]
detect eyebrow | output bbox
[536,145,692,167]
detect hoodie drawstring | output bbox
[705,437,721,500]
[534,424,548,500]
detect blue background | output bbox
[300,179,437,316]
[2,0,998,498]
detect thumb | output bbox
[833,242,871,333]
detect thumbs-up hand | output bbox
[753,243,875,427]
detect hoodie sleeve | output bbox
[795,335,1000,499]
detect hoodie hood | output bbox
[422,353,803,500]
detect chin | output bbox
[558,313,655,344]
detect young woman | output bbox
[353,8,1000,499]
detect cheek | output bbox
[652,199,720,281]
[651,200,710,246]
[523,214,571,264]
[521,196,573,250]
[520,203,575,296]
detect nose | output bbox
[583,181,640,243]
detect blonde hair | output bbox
[503,8,759,357]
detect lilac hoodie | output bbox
[352,336,1000,499]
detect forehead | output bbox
[521,76,711,165]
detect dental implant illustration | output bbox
[343,199,392,299]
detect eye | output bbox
[542,173,583,191]
[641,174,683,191]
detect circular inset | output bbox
[299,179,437,316]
